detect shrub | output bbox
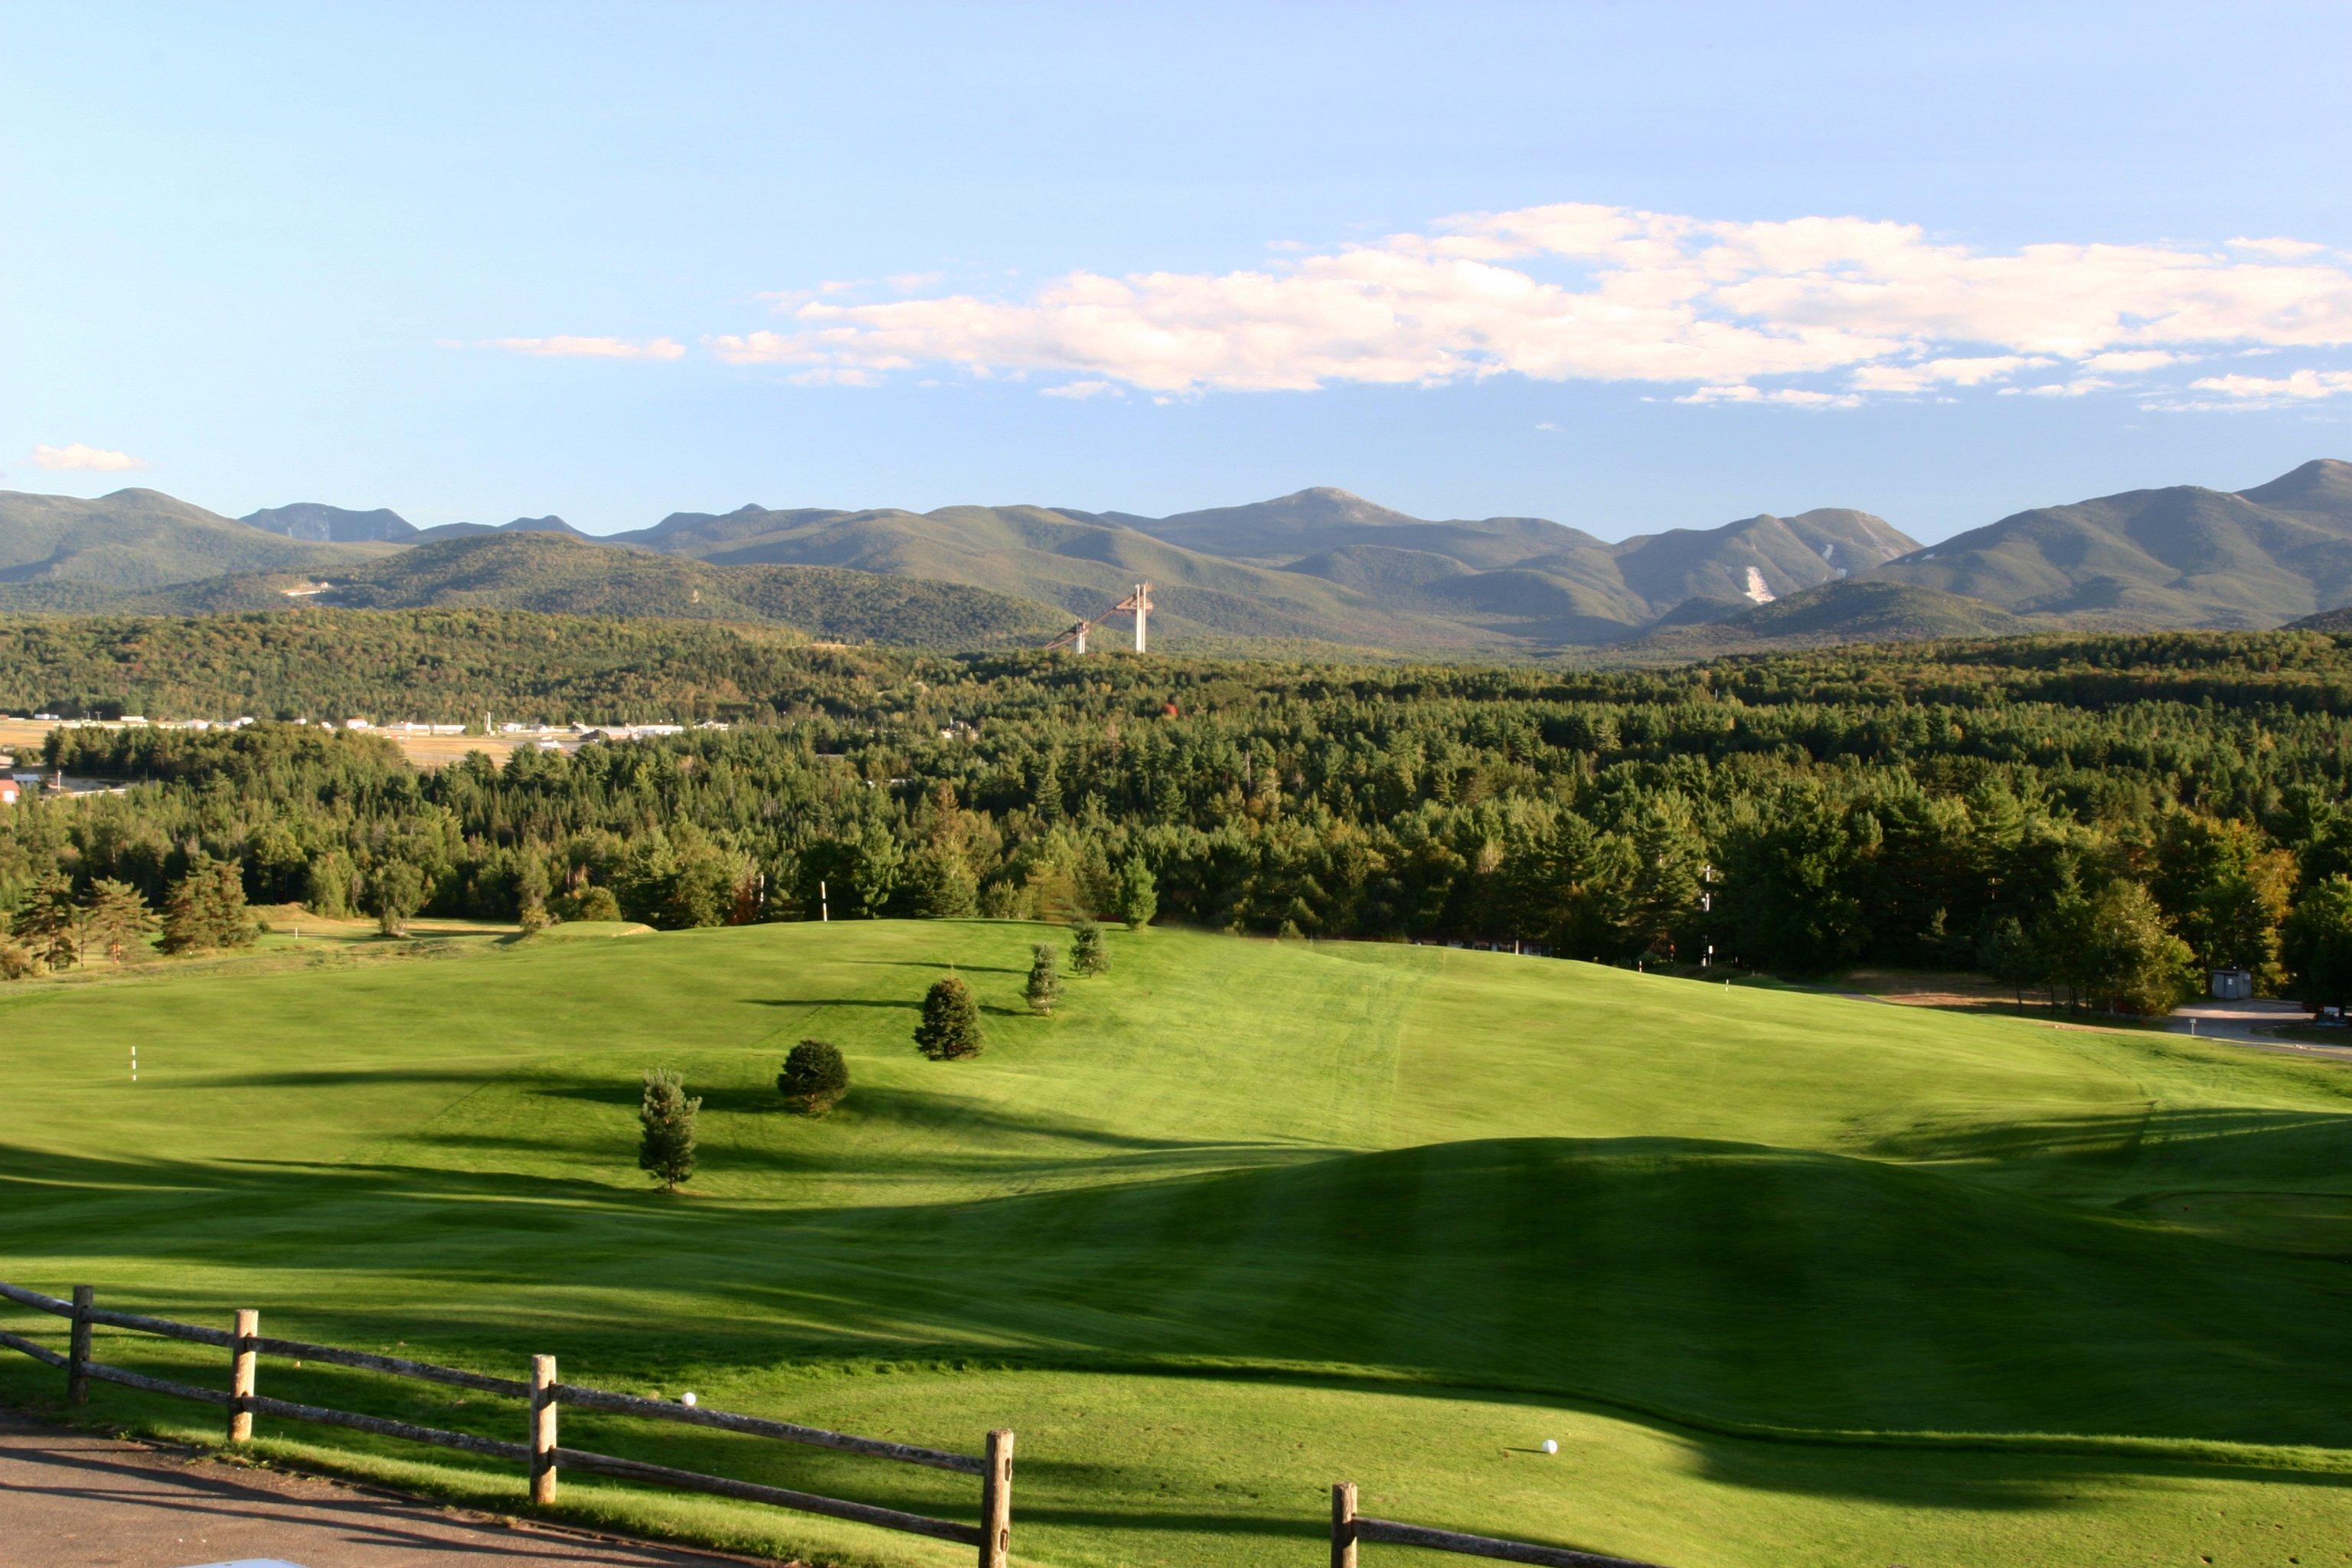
[779,1039,850,1115]
[558,884,623,922]
[1070,920,1109,976]
[637,1069,701,1191]
[914,975,983,1060]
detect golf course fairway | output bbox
[3,920,2350,1566]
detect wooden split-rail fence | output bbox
[0,1281,1014,1568]
[1331,1483,1667,1568]
[2,1279,1681,1568]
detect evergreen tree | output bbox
[303,849,358,919]
[161,855,257,954]
[1113,854,1157,930]
[81,877,157,965]
[2282,875,2352,1015]
[12,871,81,971]
[777,1039,850,1115]
[913,975,983,1060]
[368,859,427,937]
[903,844,980,917]
[637,1068,701,1191]
[516,855,551,935]
[1025,943,1060,1014]
[1070,919,1109,976]
[1975,915,2040,1011]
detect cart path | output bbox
[0,1410,775,1568]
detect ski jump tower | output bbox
[1046,582,1154,655]
[1114,582,1152,652]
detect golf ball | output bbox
[1540,1439,1558,1455]
[681,1391,698,1407]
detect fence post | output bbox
[530,1354,558,1506]
[1331,1481,1358,1568]
[227,1309,258,1443]
[978,1427,1013,1568]
[67,1286,93,1406]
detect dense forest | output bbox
[10,619,2352,1013]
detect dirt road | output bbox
[0,1412,763,1568]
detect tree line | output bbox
[11,624,2352,1014]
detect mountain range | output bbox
[3,459,2348,654]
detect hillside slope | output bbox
[0,488,383,593]
[612,499,1503,647]
[1867,459,2352,626]
[2,923,2349,1568]
[141,532,1065,647]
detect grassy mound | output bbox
[3,922,2350,1566]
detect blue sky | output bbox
[5,2,2352,541]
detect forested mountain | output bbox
[241,502,418,543]
[0,489,384,593]
[126,533,1064,647]
[7,460,2347,654]
[1870,459,2352,626]
[609,498,1501,647]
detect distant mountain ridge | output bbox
[7,461,2348,655]
[1867,459,2352,627]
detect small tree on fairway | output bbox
[914,975,983,1060]
[778,1039,849,1115]
[1026,943,1060,1014]
[82,878,158,965]
[12,871,81,971]
[1113,854,1157,931]
[369,859,427,937]
[1070,919,1109,976]
[638,1069,700,1191]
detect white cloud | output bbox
[1849,354,2043,394]
[722,201,2352,403]
[488,335,686,360]
[31,443,146,472]
[2185,369,2352,403]
[2022,377,2118,397]
[2082,349,2182,373]
[2229,237,2332,260]
[1041,378,1121,400]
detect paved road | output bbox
[0,1412,769,1568]
[2162,998,2352,1063]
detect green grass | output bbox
[5,922,2352,1566]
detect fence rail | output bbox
[1334,1483,1668,1568]
[0,1280,1011,1568]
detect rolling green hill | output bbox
[1868,459,2352,626]
[76,533,1067,648]
[241,502,420,543]
[613,498,1506,648]
[1625,578,2039,654]
[3,922,2350,1568]
[0,488,384,595]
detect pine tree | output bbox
[2282,875,2352,1015]
[1070,919,1109,976]
[1975,915,2039,1012]
[12,871,81,971]
[913,975,983,1060]
[777,1038,850,1115]
[1025,943,1060,1014]
[161,855,256,955]
[1113,854,1157,931]
[81,878,158,965]
[516,855,551,935]
[637,1069,701,1191]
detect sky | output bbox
[5,2,2352,542]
